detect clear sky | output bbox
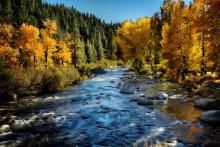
[44,0,192,23]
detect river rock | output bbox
[157,92,169,99]
[120,86,136,94]
[200,110,220,123]
[137,99,153,106]
[196,80,220,99]
[194,98,219,109]
[0,124,10,133]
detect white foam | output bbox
[92,76,117,82]
[11,111,68,129]
[169,94,183,100]
[134,127,165,145]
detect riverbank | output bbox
[0,60,124,101]
[128,68,220,124]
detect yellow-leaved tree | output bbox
[202,0,220,73]
[115,18,152,71]
[17,24,43,67]
[161,0,195,81]
[53,40,71,65]
[41,19,57,67]
[0,24,18,68]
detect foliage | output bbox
[42,66,79,92]
[0,0,121,61]
[0,66,80,96]
[115,18,153,71]
[161,0,220,81]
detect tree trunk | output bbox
[201,32,206,75]
[34,55,36,67]
[72,49,77,68]
[45,48,48,68]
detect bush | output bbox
[0,68,32,96]
[42,66,80,92]
[0,66,80,99]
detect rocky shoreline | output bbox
[119,70,220,125]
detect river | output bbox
[0,68,219,147]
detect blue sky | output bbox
[45,0,192,23]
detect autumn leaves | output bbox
[115,0,220,81]
[0,19,72,69]
[115,18,152,71]
[162,0,220,80]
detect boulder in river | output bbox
[0,124,10,133]
[200,110,220,123]
[194,98,219,110]
[120,86,136,94]
[196,80,220,99]
[137,99,153,106]
[157,92,169,99]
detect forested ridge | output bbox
[0,0,120,63]
[0,0,121,99]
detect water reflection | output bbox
[161,100,203,121]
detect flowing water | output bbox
[0,68,219,147]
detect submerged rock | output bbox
[137,99,153,106]
[200,110,220,123]
[91,68,107,74]
[194,98,219,110]
[120,86,136,94]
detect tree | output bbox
[17,24,43,67]
[0,24,14,47]
[12,0,28,26]
[75,39,86,65]
[41,19,57,67]
[53,40,71,65]
[1,0,13,24]
[192,0,209,75]
[0,24,18,68]
[150,13,163,66]
[85,40,97,63]
[161,0,193,81]
[161,0,175,24]
[109,38,118,60]
[201,0,220,73]
[115,18,152,71]
[96,32,104,61]
[65,32,85,67]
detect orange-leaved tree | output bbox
[17,24,43,67]
[0,24,18,68]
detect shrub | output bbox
[42,66,79,92]
[0,66,80,99]
[0,68,32,96]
